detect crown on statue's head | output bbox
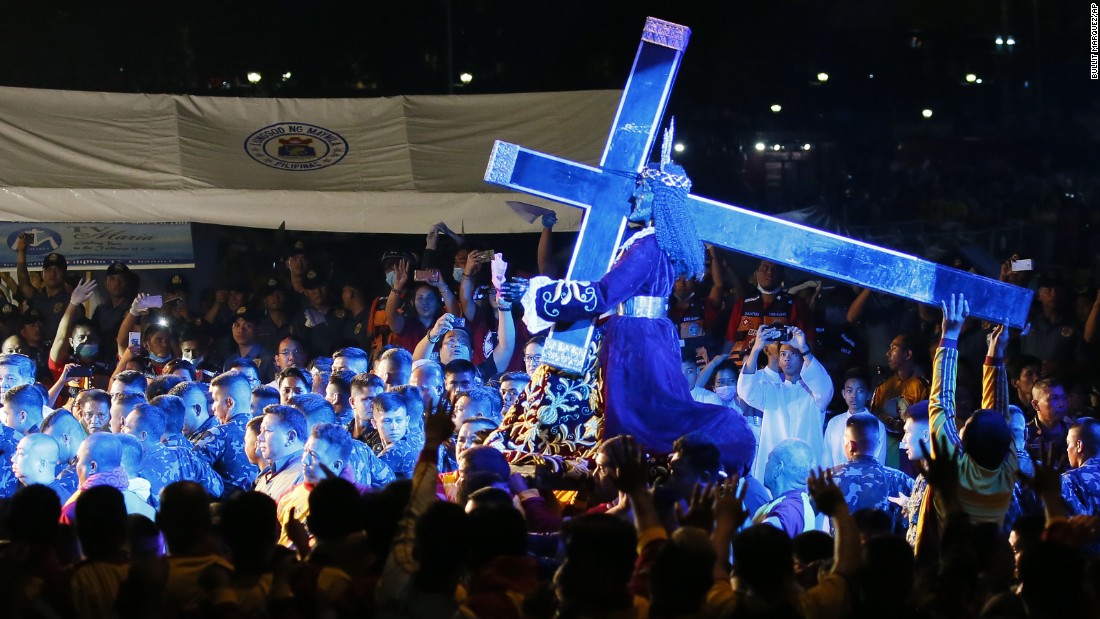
[640,118,692,190]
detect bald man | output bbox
[63,433,154,522]
[753,439,822,538]
[11,433,68,502]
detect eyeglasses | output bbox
[523,355,541,364]
[277,349,303,357]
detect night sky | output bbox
[2,1,1096,210]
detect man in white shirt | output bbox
[822,370,887,468]
[738,325,832,480]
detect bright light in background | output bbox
[965,73,977,83]
[282,72,292,81]
[754,142,766,152]
[770,103,782,113]
[247,72,262,84]
[771,144,782,151]
[1006,36,1016,46]
[976,78,983,84]
[459,72,473,84]
[816,72,829,82]
[673,143,685,153]
[868,74,874,79]
[995,36,1004,45]
[921,108,933,119]
[802,144,811,151]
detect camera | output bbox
[452,317,466,329]
[68,362,109,379]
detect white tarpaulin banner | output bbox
[0,87,622,233]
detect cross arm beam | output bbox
[686,195,1033,328]
[484,141,603,210]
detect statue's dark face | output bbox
[629,178,654,223]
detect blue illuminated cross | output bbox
[485,17,1032,373]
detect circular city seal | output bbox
[244,122,349,171]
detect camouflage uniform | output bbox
[0,425,22,498]
[140,443,186,510]
[830,454,914,532]
[376,435,423,480]
[194,413,260,496]
[188,415,220,447]
[348,440,395,489]
[55,462,79,498]
[354,427,384,453]
[1062,456,1100,516]
[166,442,225,499]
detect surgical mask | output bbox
[148,351,172,364]
[453,268,465,283]
[385,271,396,288]
[714,385,736,402]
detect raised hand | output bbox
[940,293,969,340]
[424,409,456,448]
[284,507,310,556]
[676,482,717,532]
[1016,459,1061,499]
[498,278,530,304]
[807,468,846,517]
[713,476,749,529]
[464,250,482,277]
[429,313,456,340]
[426,224,442,248]
[788,326,808,352]
[393,258,409,291]
[988,323,1010,358]
[69,278,97,305]
[541,212,558,229]
[427,268,447,290]
[916,434,961,503]
[129,292,151,316]
[606,435,647,495]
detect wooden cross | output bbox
[485,17,1032,373]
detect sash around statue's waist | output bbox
[617,296,668,319]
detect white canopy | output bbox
[0,86,623,233]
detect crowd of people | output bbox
[0,206,1097,619]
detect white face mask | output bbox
[714,385,736,402]
[385,271,396,288]
[453,268,465,283]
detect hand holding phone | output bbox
[136,295,163,310]
[1010,258,1033,272]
